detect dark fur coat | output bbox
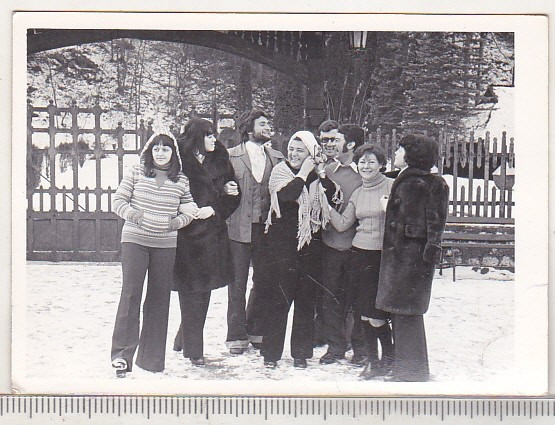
[173,142,241,293]
[375,167,449,315]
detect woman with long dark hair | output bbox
[173,118,241,366]
[111,133,196,376]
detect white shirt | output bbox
[245,141,267,183]
[332,161,358,174]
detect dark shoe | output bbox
[264,360,278,369]
[319,351,345,365]
[251,342,262,350]
[350,354,369,367]
[293,358,307,369]
[229,347,245,355]
[190,357,205,366]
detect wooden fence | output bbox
[26,100,236,261]
[27,101,514,261]
[367,129,515,219]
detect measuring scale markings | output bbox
[0,397,553,422]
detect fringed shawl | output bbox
[265,161,333,251]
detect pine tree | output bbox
[363,32,489,137]
[364,32,413,133]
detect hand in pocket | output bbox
[167,217,180,231]
[128,209,144,226]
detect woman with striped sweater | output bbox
[110,132,198,377]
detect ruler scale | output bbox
[0,397,553,423]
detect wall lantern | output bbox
[349,31,369,50]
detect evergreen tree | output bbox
[364,32,412,133]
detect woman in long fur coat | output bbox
[172,118,241,366]
[375,134,449,382]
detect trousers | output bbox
[111,242,175,372]
[226,224,266,348]
[175,291,212,359]
[391,314,429,381]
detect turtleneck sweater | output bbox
[328,173,394,250]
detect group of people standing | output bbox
[110,107,449,382]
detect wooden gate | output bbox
[26,100,235,262]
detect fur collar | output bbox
[182,141,229,180]
[391,167,431,193]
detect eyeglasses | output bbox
[320,137,338,144]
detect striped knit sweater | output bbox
[329,174,394,251]
[113,164,195,248]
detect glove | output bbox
[179,202,199,216]
[195,206,215,220]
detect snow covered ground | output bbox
[21,262,514,387]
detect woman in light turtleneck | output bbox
[328,143,394,379]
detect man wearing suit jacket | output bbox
[226,108,284,355]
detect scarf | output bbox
[265,161,331,251]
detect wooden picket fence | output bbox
[26,100,514,261]
[368,129,515,219]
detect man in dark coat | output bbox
[376,134,449,382]
[225,108,284,354]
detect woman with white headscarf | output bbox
[258,131,338,369]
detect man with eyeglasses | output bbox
[318,120,341,166]
[318,124,366,366]
[312,119,341,347]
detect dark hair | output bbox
[353,144,387,172]
[177,118,216,158]
[318,119,339,133]
[399,134,439,171]
[143,134,181,183]
[238,107,270,142]
[337,123,365,151]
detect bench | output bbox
[439,216,515,281]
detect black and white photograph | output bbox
[11,13,548,395]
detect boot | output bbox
[375,321,394,375]
[359,323,381,379]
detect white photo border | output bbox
[11,11,549,396]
